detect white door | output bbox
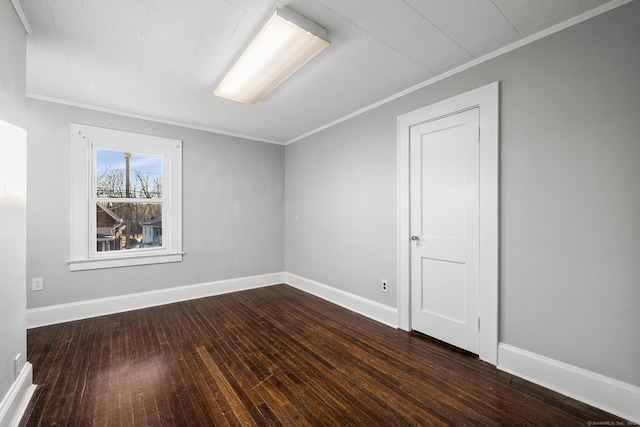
[410,108,480,354]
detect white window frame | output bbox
[69,123,183,271]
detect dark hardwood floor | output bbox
[21,284,625,426]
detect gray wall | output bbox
[0,0,28,407]
[27,99,284,308]
[285,1,640,388]
[285,110,398,306]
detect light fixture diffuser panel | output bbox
[214,7,330,104]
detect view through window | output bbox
[94,150,163,252]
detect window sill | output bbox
[68,252,183,271]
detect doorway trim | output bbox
[397,82,499,365]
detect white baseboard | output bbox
[498,343,640,423]
[0,362,35,427]
[26,272,286,328]
[285,272,398,328]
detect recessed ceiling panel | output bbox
[359,0,426,44]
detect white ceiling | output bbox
[19,0,618,143]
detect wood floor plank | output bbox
[197,345,258,426]
[21,284,628,426]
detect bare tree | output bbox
[96,167,125,197]
[133,168,162,199]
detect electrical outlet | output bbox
[32,277,44,291]
[14,354,21,380]
[381,279,388,293]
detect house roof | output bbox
[97,203,124,224]
[140,217,162,227]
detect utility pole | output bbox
[125,152,131,249]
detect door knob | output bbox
[411,235,420,247]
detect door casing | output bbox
[397,82,499,365]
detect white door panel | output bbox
[410,108,479,354]
[421,258,467,323]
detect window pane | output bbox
[96,150,163,198]
[96,202,163,251]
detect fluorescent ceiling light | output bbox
[214,7,330,105]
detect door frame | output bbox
[397,82,499,365]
